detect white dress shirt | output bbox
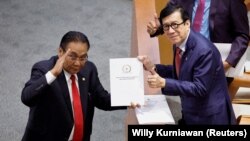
[45,70,80,141]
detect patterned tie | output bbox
[175,47,182,77]
[70,75,84,141]
[192,0,205,32]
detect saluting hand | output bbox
[51,49,71,77]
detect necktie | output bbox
[71,75,84,141]
[175,47,182,77]
[192,0,205,32]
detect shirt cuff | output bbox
[45,71,56,85]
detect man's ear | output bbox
[185,19,191,27]
[58,47,64,57]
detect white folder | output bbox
[110,58,144,106]
[135,95,175,125]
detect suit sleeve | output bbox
[155,64,174,78]
[226,0,250,67]
[21,62,49,107]
[162,49,215,97]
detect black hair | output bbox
[159,2,190,25]
[59,31,90,51]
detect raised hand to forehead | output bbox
[51,49,71,76]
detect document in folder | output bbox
[135,95,175,125]
[214,43,248,77]
[109,58,144,106]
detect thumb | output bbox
[154,13,160,27]
[150,67,156,75]
[137,55,145,62]
[154,13,158,20]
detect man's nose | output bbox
[168,27,175,33]
[74,60,82,66]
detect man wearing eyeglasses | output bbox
[21,31,131,141]
[139,2,236,125]
[147,0,249,84]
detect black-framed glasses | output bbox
[68,54,88,62]
[162,21,185,31]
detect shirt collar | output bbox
[63,70,78,82]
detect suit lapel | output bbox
[179,31,196,78]
[173,45,178,78]
[57,71,88,121]
[57,72,73,120]
[77,73,88,121]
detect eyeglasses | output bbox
[68,54,88,62]
[162,21,185,31]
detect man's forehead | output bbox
[69,50,87,55]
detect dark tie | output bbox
[70,75,84,141]
[175,47,182,77]
[192,0,205,32]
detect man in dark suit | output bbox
[147,0,249,72]
[21,31,128,141]
[139,2,236,124]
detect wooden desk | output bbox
[229,73,250,102]
[237,115,250,125]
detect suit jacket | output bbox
[156,30,236,124]
[21,56,125,141]
[159,0,250,67]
